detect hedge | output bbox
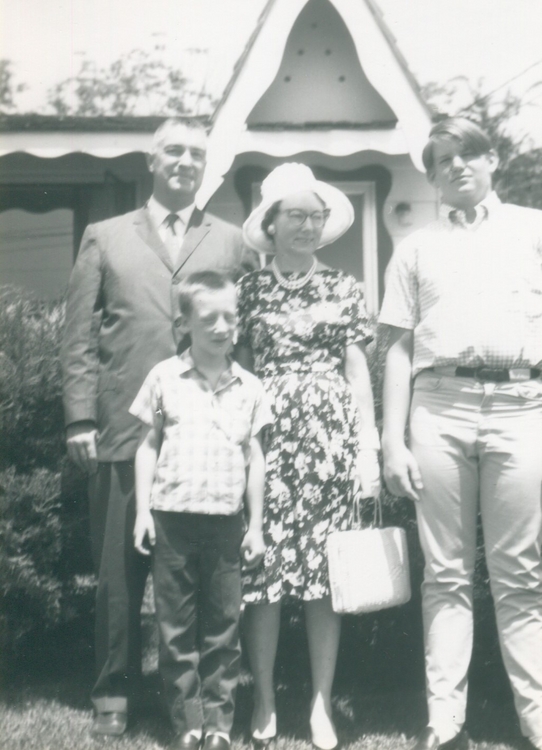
[0,287,94,676]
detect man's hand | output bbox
[241,527,265,570]
[134,511,156,556]
[383,443,423,501]
[66,421,98,474]
[357,449,382,499]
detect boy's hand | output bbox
[241,527,265,570]
[134,511,156,556]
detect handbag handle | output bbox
[351,494,383,530]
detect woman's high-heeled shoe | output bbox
[251,735,276,749]
[251,721,277,748]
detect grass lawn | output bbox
[0,665,529,750]
[0,611,529,750]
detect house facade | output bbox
[0,0,438,309]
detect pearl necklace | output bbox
[271,257,317,290]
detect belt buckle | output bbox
[509,368,531,382]
[474,367,507,382]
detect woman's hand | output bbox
[356,449,382,499]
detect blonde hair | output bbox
[177,271,235,318]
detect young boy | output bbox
[130,271,271,750]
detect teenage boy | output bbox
[380,117,542,750]
[130,271,272,750]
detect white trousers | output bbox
[410,371,542,741]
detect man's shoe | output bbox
[203,735,231,750]
[91,711,127,736]
[171,732,202,750]
[412,727,469,750]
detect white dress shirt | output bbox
[147,195,196,245]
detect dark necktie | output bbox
[163,213,181,264]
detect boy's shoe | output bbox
[90,711,127,736]
[171,732,202,750]
[203,735,231,750]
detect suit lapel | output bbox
[133,207,174,273]
[174,209,212,274]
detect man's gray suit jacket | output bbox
[61,205,257,462]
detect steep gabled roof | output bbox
[200,0,431,205]
[212,0,428,124]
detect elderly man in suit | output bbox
[61,118,256,738]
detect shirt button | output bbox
[174,317,183,328]
[172,276,181,285]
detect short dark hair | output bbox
[422,117,492,175]
[177,270,234,318]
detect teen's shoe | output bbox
[90,710,127,736]
[203,735,231,750]
[412,727,469,750]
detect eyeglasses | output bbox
[278,209,331,228]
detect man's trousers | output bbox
[409,371,542,741]
[152,510,244,737]
[88,461,150,714]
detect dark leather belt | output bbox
[449,366,540,382]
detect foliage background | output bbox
[0,287,94,681]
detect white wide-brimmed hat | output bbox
[242,163,354,254]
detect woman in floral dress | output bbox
[236,164,381,750]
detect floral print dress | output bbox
[237,268,373,602]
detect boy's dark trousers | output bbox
[152,510,244,737]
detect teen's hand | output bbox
[383,443,423,501]
[134,511,156,556]
[241,527,265,569]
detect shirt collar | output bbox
[439,190,501,228]
[148,195,196,229]
[177,348,247,386]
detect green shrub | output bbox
[0,286,95,674]
[0,465,95,675]
[0,285,66,471]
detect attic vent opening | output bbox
[246,0,398,128]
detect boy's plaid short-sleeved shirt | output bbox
[129,349,273,515]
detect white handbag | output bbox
[327,496,411,615]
